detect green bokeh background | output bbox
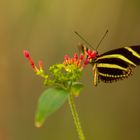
[0,0,140,140]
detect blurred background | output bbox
[0,0,140,140]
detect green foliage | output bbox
[44,63,82,88]
[35,87,69,127]
[35,82,83,127]
[24,50,86,139]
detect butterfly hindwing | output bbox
[97,65,133,83]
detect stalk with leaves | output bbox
[23,48,93,140]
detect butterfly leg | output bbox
[92,63,98,86]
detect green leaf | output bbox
[71,82,84,97]
[35,87,69,127]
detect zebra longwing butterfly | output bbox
[80,44,140,86]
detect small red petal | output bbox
[38,60,43,68]
[30,60,35,68]
[71,58,74,63]
[81,59,88,68]
[87,49,92,55]
[84,59,89,65]
[23,50,37,70]
[91,51,97,58]
[74,53,78,59]
[79,53,84,60]
[23,50,30,58]
[64,55,69,60]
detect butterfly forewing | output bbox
[95,45,140,83]
[97,46,140,66]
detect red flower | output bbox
[23,50,38,72]
[63,53,88,69]
[86,49,97,59]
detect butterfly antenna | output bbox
[74,31,95,50]
[95,30,108,50]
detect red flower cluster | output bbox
[23,50,89,76]
[63,53,88,69]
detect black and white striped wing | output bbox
[95,45,140,83]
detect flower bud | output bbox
[64,55,69,60]
[38,60,43,69]
[74,53,78,59]
[24,50,30,58]
[79,53,84,60]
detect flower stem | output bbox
[68,93,85,140]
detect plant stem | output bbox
[68,93,85,140]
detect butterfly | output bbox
[76,31,140,86]
[80,44,140,86]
